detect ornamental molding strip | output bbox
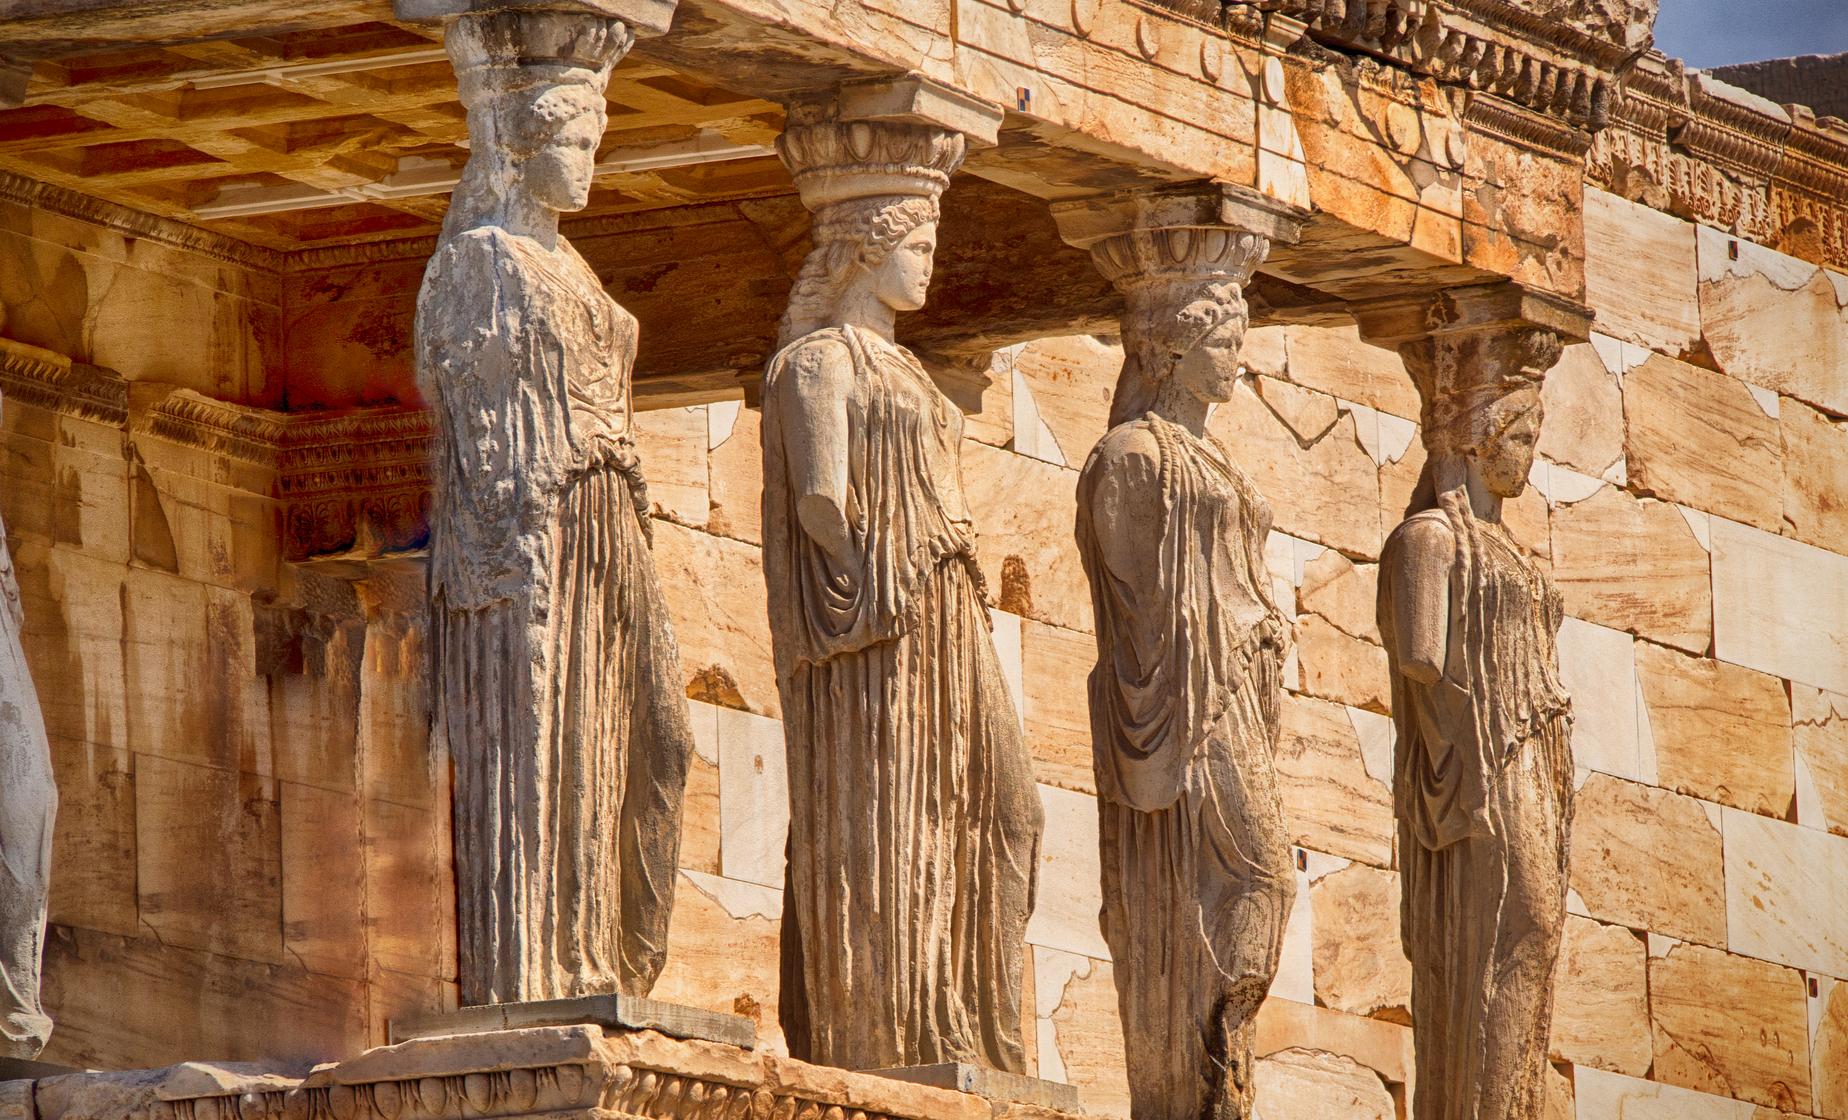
[139,393,435,563]
[0,170,286,273]
[1210,0,1644,133]
[20,1027,1085,1120]
[0,338,126,427]
[0,339,432,563]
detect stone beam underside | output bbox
[645,0,1598,307]
[0,0,1609,404]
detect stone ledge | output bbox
[389,996,755,1051]
[17,1027,1088,1120]
[868,1066,1080,1113]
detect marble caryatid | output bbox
[762,108,1044,1073]
[414,7,695,1006]
[1365,289,1578,1120]
[0,389,55,1059]
[1064,197,1296,1120]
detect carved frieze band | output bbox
[0,170,285,272]
[112,1060,923,1120]
[67,1028,1042,1120]
[143,394,434,563]
[0,340,126,427]
[0,339,431,563]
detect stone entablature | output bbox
[0,337,432,564]
[1594,52,1848,272]
[1225,0,1645,131]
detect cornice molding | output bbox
[1591,52,1848,271]
[1459,88,1593,159]
[0,337,126,426]
[140,392,435,562]
[0,343,432,563]
[39,1025,1082,1120]
[0,170,284,273]
[1246,0,1640,133]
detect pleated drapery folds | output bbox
[419,227,694,1006]
[763,325,1043,1073]
[0,524,54,1058]
[1076,417,1295,1120]
[1380,492,1574,1120]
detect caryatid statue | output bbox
[411,1,695,1006]
[1055,186,1302,1120]
[762,96,1043,1072]
[0,389,56,1058]
[1358,286,1583,1120]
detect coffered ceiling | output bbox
[0,17,790,251]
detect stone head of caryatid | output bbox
[442,10,629,237]
[774,119,966,346]
[1408,321,1561,503]
[1092,225,1269,428]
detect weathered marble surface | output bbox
[1548,915,1650,1077]
[1647,941,1810,1113]
[387,992,753,1049]
[762,108,1041,1073]
[0,391,56,1058]
[1568,774,1725,947]
[1068,194,1296,1120]
[1370,291,1577,1120]
[413,7,694,1005]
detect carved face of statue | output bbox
[523,110,601,213]
[872,221,937,312]
[1475,402,1540,499]
[1170,313,1244,405]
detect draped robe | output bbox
[417,226,694,1005]
[0,491,54,1058]
[1074,416,1294,1120]
[1378,491,1574,1120]
[762,324,1043,1072]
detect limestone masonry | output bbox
[0,2,1843,1120]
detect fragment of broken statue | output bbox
[762,115,1044,1072]
[1073,227,1294,1120]
[0,388,56,1059]
[414,9,695,1006]
[1378,320,1573,1120]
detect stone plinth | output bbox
[12,1027,1090,1120]
[389,995,755,1050]
[871,1065,1082,1112]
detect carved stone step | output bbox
[388,995,755,1050]
[869,1065,1083,1113]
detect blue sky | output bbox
[1651,0,1848,68]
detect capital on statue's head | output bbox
[392,0,676,37]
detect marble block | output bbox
[388,994,755,1050]
[872,1064,1084,1112]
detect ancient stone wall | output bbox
[3,178,1846,1120]
[1710,54,1848,124]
